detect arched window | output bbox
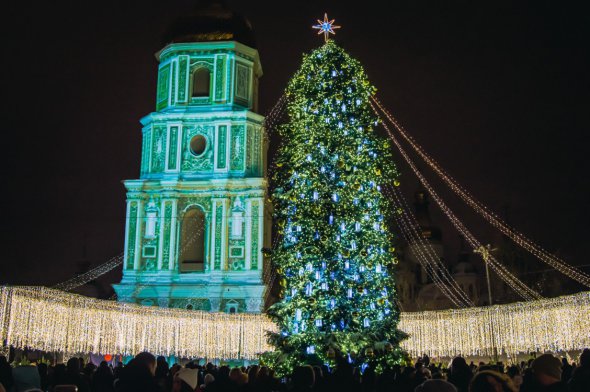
[180,208,206,272]
[226,300,239,314]
[192,68,210,97]
[468,284,474,298]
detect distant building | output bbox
[396,189,481,311]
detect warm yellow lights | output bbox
[399,291,590,358]
[0,287,276,360]
[1,286,588,360]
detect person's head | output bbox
[66,357,80,373]
[531,354,562,386]
[83,362,96,375]
[257,366,270,379]
[415,379,457,392]
[312,365,323,381]
[579,348,590,368]
[134,352,157,376]
[469,370,517,392]
[229,368,245,386]
[156,356,169,368]
[173,368,198,392]
[169,363,181,377]
[247,365,259,384]
[451,357,469,373]
[292,365,315,389]
[506,365,520,378]
[204,373,215,386]
[217,365,230,380]
[37,362,48,375]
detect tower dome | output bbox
[162,0,257,48]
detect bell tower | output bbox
[113,2,270,313]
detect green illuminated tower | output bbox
[113,3,270,313]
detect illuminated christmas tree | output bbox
[266,40,407,373]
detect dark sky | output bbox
[1,1,588,293]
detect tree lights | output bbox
[264,41,406,373]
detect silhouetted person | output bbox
[172,368,198,392]
[155,356,170,392]
[311,366,326,392]
[92,361,115,392]
[331,355,355,392]
[207,366,237,392]
[447,357,472,392]
[64,357,90,392]
[292,366,315,392]
[568,348,590,392]
[521,353,566,392]
[0,356,13,392]
[469,370,517,392]
[415,379,457,392]
[243,365,259,392]
[560,357,573,383]
[37,363,49,392]
[115,352,158,392]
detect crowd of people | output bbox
[1,349,589,392]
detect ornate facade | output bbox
[113,5,270,313]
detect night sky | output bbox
[1,1,588,295]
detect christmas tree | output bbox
[266,40,406,374]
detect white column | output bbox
[122,200,132,270]
[169,199,178,271]
[157,200,166,270]
[245,198,252,270]
[221,198,229,270]
[256,198,264,271]
[133,200,143,271]
[210,200,218,271]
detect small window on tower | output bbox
[192,68,210,97]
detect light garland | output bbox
[398,291,590,359]
[386,185,474,308]
[0,286,276,360]
[371,101,542,301]
[1,286,588,360]
[54,254,124,291]
[371,97,590,288]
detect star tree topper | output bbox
[312,13,341,42]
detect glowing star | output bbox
[312,13,341,42]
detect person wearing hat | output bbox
[524,353,568,392]
[173,368,199,392]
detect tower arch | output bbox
[179,206,207,272]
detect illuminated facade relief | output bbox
[113,38,269,313]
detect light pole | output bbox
[475,244,497,305]
[475,243,499,362]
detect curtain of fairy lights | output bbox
[1,287,588,359]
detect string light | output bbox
[0,286,275,360]
[54,255,124,291]
[372,96,590,288]
[1,286,588,360]
[385,186,473,308]
[370,101,542,301]
[399,291,590,359]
